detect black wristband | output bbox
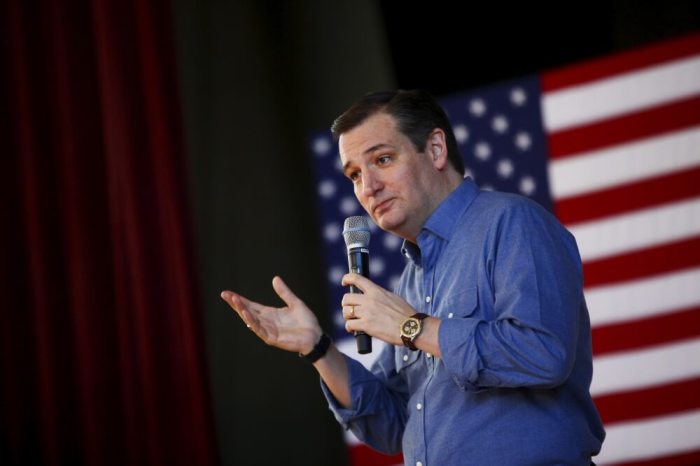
[300,333,331,363]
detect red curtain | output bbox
[0,1,218,465]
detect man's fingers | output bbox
[271,276,300,307]
[221,290,246,312]
[237,307,252,326]
[221,291,255,326]
[342,304,358,320]
[221,291,261,317]
[221,291,238,309]
[341,272,376,292]
[220,291,264,333]
[341,293,365,307]
[345,318,361,334]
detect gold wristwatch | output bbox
[400,313,428,351]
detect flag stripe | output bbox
[586,266,700,327]
[594,377,700,425]
[582,236,700,288]
[556,167,700,226]
[349,445,402,466]
[548,94,700,160]
[569,197,700,262]
[549,126,700,200]
[592,305,700,356]
[594,410,700,465]
[590,338,700,397]
[541,33,700,92]
[602,448,700,466]
[542,55,700,132]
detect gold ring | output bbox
[349,305,356,318]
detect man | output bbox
[221,90,605,465]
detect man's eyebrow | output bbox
[342,143,395,172]
[364,143,394,155]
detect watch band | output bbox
[300,333,331,363]
[401,313,428,351]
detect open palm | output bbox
[221,276,322,354]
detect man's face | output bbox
[338,112,443,242]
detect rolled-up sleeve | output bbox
[320,345,409,454]
[439,201,583,391]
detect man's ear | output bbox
[427,128,449,170]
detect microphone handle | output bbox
[347,248,372,354]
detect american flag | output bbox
[309,32,700,466]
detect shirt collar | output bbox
[401,240,421,264]
[401,177,480,263]
[423,177,479,240]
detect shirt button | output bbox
[416,402,423,410]
[448,312,454,319]
[425,296,431,303]
[426,353,433,358]
[416,461,423,466]
[403,354,409,362]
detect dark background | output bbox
[173,1,699,465]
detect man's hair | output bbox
[331,89,465,176]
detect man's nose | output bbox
[361,170,382,197]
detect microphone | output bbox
[342,216,372,354]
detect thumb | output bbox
[272,276,300,307]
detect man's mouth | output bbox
[373,198,394,216]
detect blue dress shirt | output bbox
[322,178,605,465]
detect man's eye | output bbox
[349,171,360,181]
[377,155,391,165]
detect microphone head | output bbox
[342,216,370,250]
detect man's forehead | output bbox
[338,113,402,162]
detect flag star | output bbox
[323,223,341,242]
[463,167,473,180]
[383,233,402,251]
[491,115,509,134]
[519,175,537,196]
[333,312,345,327]
[469,98,487,117]
[340,196,359,215]
[510,87,527,106]
[318,179,337,199]
[474,142,492,161]
[496,158,514,178]
[312,136,332,156]
[515,131,532,150]
[388,275,402,292]
[328,265,345,284]
[369,257,386,276]
[453,124,469,144]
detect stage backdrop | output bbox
[309,32,700,466]
[1,1,218,465]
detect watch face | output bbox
[402,318,420,337]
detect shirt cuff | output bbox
[438,315,484,390]
[319,353,379,426]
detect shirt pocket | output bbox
[441,286,479,320]
[395,346,421,373]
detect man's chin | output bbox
[374,214,404,234]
